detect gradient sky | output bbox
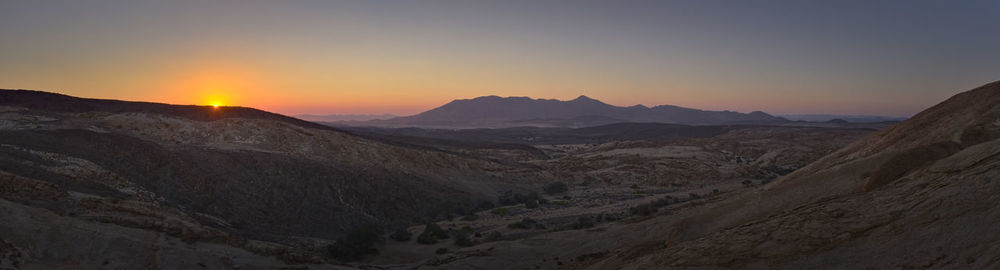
[1,0,998,117]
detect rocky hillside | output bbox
[419,81,1000,269]
[359,95,786,128]
[0,89,549,268]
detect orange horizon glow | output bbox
[3,2,993,118]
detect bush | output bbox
[543,182,568,194]
[416,223,449,245]
[498,190,540,206]
[417,232,438,245]
[507,222,529,229]
[491,208,509,216]
[436,248,449,254]
[571,216,595,230]
[389,228,412,242]
[484,231,503,241]
[424,223,449,239]
[477,200,495,210]
[453,231,474,247]
[508,217,540,230]
[328,225,382,261]
[525,199,539,209]
[630,203,657,216]
[461,214,479,221]
[742,179,753,187]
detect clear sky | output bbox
[1,0,998,117]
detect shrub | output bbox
[491,208,509,216]
[508,218,539,230]
[389,228,412,242]
[630,203,657,216]
[416,223,449,245]
[543,182,568,194]
[525,199,539,209]
[508,222,529,229]
[417,232,439,245]
[498,190,519,206]
[484,231,503,242]
[453,231,474,247]
[328,225,382,261]
[436,248,449,254]
[477,200,495,210]
[742,180,753,187]
[571,216,595,230]
[424,223,449,239]
[461,214,479,221]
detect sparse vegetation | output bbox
[461,214,479,221]
[570,216,595,230]
[525,198,539,209]
[508,217,538,229]
[328,224,382,262]
[417,223,449,245]
[453,231,475,247]
[543,181,568,194]
[630,203,657,216]
[389,228,412,242]
[491,207,509,215]
[484,231,503,242]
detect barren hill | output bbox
[421,81,1000,269]
[0,89,549,268]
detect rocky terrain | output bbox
[415,81,1000,269]
[0,90,550,268]
[1,80,997,269]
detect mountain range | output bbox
[352,95,786,128]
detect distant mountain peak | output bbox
[363,94,786,128]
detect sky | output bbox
[1,0,998,117]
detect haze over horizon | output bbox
[2,1,999,117]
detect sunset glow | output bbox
[2,1,999,117]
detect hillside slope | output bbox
[0,89,548,268]
[420,81,1000,269]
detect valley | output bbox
[1,81,998,269]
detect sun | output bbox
[212,103,220,109]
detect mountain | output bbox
[295,113,397,122]
[356,95,786,128]
[419,81,1000,269]
[781,114,908,123]
[0,89,547,268]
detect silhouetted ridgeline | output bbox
[0,89,334,131]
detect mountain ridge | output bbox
[356,95,787,128]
